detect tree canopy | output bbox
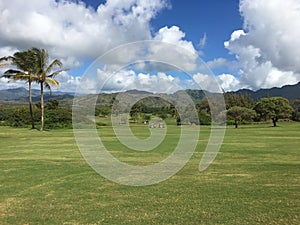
[254,97,293,126]
[227,106,256,128]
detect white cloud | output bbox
[217,74,242,91]
[198,32,207,49]
[73,67,183,94]
[151,26,198,71]
[0,0,168,63]
[154,26,197,54]
[205,57,239,71]
[0,77,25,90]
[0,1,205,93]
[56,71,81,93]
[225,0,300,90]
[192,73,223,93]
[94,69,182,94]
[192,72,242,92]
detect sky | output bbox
[0,0,300,93]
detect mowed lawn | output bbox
[0,122,299,224]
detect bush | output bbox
[6,107,40,128]
[44,108,72,129]
[0,104,72,129]
[198,111,211,125]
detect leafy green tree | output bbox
[198,111,211,125]
[130,102,145,123]
[291,98,300,121]
[196,98,210,114]
[254,97,293,127]
[46,99,59,110]
[225,93,254,109]
[95,107,111,117]
[44,107,72,129]
[227,106,256,128]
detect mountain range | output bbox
[0,87,74,102]
[229,82,300,100]
[0,82,299,103]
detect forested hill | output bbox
[228,82,300,101]
[0,82,299,103]
[0,87,74,102]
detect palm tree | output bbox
[1,51,38,129]
[30,48,65,131]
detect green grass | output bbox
[0,122,299,224]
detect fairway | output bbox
[0,123,299,224]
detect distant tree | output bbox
[169,104,178,118]
[46,99,59,110]
[157,112,167,120]
[130,102,145,123]
[196,97,210,114]
[227,106,256,128]
[291,98,300,121]
[225,93,254,109]
[198,111,211,125]
[142,114,151,122]
[254,97,293,127]
[95,107,111,117]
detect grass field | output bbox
[0,122,299,224]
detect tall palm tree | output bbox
[30,48,65,131]
[1,51,38,129]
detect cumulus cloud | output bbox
[56,71,82,93]
[217,74,242,91]
[225,0,300,90]
[0,77,25,90]
[0,0,168,63]
[192,72,241,92]
[151,26,198,71]
[206,57,239,71]
[74,68,182,94]
[0,0,204,93]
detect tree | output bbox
[1,51,38,129]
[130,102,146,123]
[46,99,59,110]
[227,106,256,128]
[225,93,254,109]
[254,97,293,127]
[95,106,111,117]
[30,48,65,131]
[291,98,300,121]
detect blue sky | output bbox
[79,0,243,75]
[0,0,300,92]
[151,0,242,59]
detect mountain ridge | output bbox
[0,82,299,103]
[228,82,300,100]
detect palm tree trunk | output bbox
[40,82,44,131]
[28,79,35,129]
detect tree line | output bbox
[121,93,298,128]
[197,93,298,128]
[93,93,298,128]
